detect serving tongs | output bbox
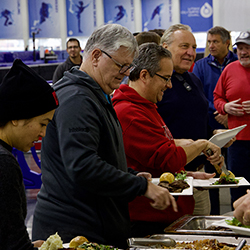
[127,237,176,248]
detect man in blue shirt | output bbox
[193,26,238,130]
[193,26,238,215]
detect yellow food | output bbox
[69,236,88,248]
[40,232,63,250]
[220,170,235,179]
[159,172,175,183]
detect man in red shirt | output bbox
[214,31,250,205]
[113,43,223,237]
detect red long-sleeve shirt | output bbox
[214,61,250,140]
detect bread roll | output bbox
[69,236,88,248]
[159,172,175,183]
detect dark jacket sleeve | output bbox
[0,153,35,250]
[52,63,65,84]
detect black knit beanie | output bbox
[0,59,59,121]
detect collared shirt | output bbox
[209,51,233,72]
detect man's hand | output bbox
[187,171,216,179]
[233,190,250,226]
[203,142,224,167]
[137,172,152,181]
[213,129,236,148]
[214,111,228,128]
[32,240,45,247]
[224,98,244,116]
[242,100,250,114]
[144,181,178,212]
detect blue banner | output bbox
[180,0,213,32]
[66,0,97,37]
[0,0,23,39]
[104,0,135,33]
[28,0,60,38]
[141,0,172,31]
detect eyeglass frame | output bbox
[155,73,171,83]
[67,45,80,50]
[100,50,135,74]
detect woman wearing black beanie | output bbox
[0,59,59,249]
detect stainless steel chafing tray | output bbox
[128,234,250,249]
[164,215,238,236]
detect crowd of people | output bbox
[0,23,250,249]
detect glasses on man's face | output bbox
[101,50,135,74]
[155,73,171,83]
[67,46,79,50]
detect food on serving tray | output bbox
[159,172,175,183]
[76,242,118,250]
[69,236,89,248]
[226,217,250,228]
[40,232,63,250]
[158,171,189,193]
[213,175,239,185]
[204,225,232,231]
[165,239,250,249]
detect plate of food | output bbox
[212,217,250,236]
[151,171,193,196]
[193,177,250,189]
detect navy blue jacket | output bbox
[157,71,210,171]
[193,51,238,129]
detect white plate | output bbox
[193,177,250,189]
[209,124,247,148]
[63,243,70,247]
[151,176,193,196]
[212,217,250,236]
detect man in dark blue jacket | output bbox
[193,26,238,215]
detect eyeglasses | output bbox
[67,46,79,50]
[155,73,171,83]
[101,50,135,74]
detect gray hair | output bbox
[208,26,231,43]
[129,43,172,81]
[160,24,192,46]
[83,24,138,58]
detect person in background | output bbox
[192,26,238,215]
[135,31,161,46]
[149,28,165,37]
[214,31,250,206]
[113,42,223,237]
[157,24,234,216]
[193,26,238,131]
[0,59,59,249]
[32,24,177,249]
[119,31,161,85]
[52,38,82,83]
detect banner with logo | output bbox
[28,0,60,38]
[141,0,172,31]
[104,0,135,33]
[180,0,213,32]
[0,0,23,39]
[66,0,97,37]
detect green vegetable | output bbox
[175,170,187,181]
[225,217,250,228]
[77,242,118,250]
